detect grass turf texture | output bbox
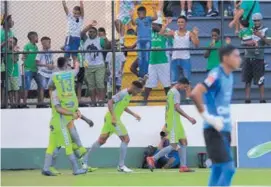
[2,168,271,186]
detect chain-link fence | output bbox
[1,0,271,108]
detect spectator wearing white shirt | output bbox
[105,44,126,97]
[62,0,84,66]
[36,36,54,108]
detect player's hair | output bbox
[219,45,237,62]
[73,6,81,12]
[177,15,188,22]
[137,6,146,13]
[211,28,220,35]
[57,57,67,68]
[177,78,190,85]
[41,36,51,42]
[132,80,143,89]
[98,27,106,33]
[27,31,38,40]
[240,19,249,28]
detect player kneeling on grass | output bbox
[82,80,144,173]
[42,57,89,176]
[191,45,241,186]
[147,78,196,172]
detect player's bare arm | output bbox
[108,99,117,125]
[174,104,196,125]
[130,10,136,26]
[190,27,200,47]
[151,4,158,21]
[80,20,98,40]
[80,0,84,18]
[190,83,207,113]
[125,108,141,121]
[62,0,69,15]
[159,17,174,37]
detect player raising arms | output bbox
[147,78,196,172]
[191,45,241,186]
[81,80,144,173]
[42,57,87,176]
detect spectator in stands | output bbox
[105,42,126,98]
[162,16,199,85]
[131,5,158,78]
[229,0,260,34]
[36,37,54,108]
[180,0,193,17]
[22,31,39,108]
[81,21,110,107]
[143,18,171,104]
[115,0,138,45]
[1,14,14,108]
[204,28,231,72]
[6,37,20,108]
[98,27,109,60]
[62,0,84,66]
[241,13,271,103]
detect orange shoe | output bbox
[179,166,195,172]
[146,157,155,172]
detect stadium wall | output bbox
[1,104,271,169]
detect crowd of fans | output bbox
[1,0,270,108]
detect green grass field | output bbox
[2,168,271,186]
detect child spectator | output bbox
[239,19,258,49]
[98,27,109,60]
[6,37,20,108]
[36,36,54,108]
[204,28,222,72]
[131,5,158,78]
[22,31,39,108]
[115,0,138,44]
[62,0,84,65]
[105,42,126,98]
[81,21,110,107]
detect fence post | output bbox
[4,0,9,108]
[221,0,225,46]
[111,0,116,96]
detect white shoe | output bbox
[80,159,88,170]
[117,165,133,173]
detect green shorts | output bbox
[166,122,186,144]
[8,76,19,91]
[85,65,105,90]
[101,117,128,136]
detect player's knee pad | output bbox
[65,145,73,155]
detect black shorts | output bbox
[204,128,232,164]
[242,58,265,85]
[1,71,6,88]
[76,67,85,84]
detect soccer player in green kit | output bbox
[42,57,87,176]
[81,80,144,173]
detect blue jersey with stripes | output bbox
[202,66,233,132]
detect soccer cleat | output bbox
[179,166,195,173]
[146,157,155,172]
[49,167,61,175]
[73,169,87,175]
[87,167,98,172]
[117,165,133,173]
[41,170,57,176]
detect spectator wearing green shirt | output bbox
[6,37,20,108]
[229,0,260,34]
[1,14,14,108]
[204,28,222,72]
[22,31,39,108]
[81,22,110,107]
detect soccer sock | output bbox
[178,145,187,167]
[83,141,101,164]
[153,145,173,161]
[217,161,236,186]
[51,147,61,168]
[70,126,82,147]
[208,163,222,186]
[43,154,53,171]
[68,153,80,173]
[119,142,128,167]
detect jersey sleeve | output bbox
[147,16,152,22]
[202,70,220,90]
[23,44,29,52]
[112,89,128,103]
[173,90,181,105]
[35,53,41,61]
[51,90,60,107]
